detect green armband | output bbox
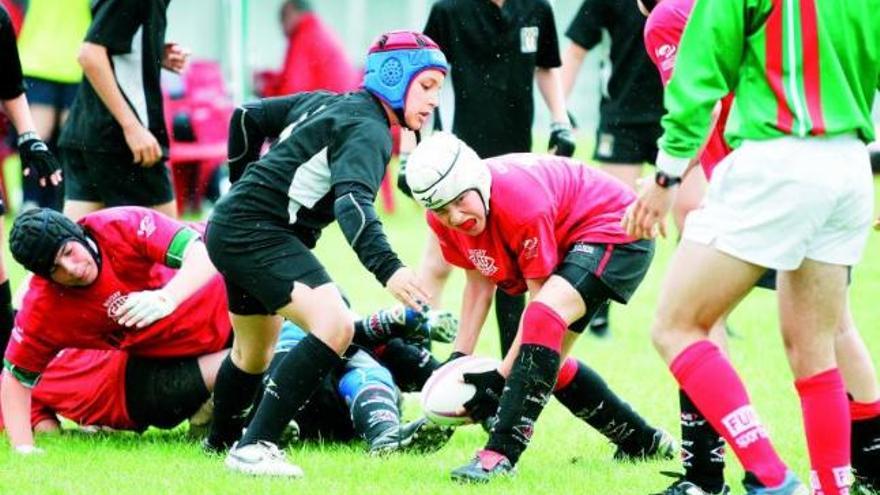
[165,227,200,269]
[3,358,41,388]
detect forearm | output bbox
[78,43,142,130]
[452,272,494,354]
[162,242,218,304]
[1,94,37,135]
[560,43,587,98]
[535,68,569,123]
[1,371,35,448]
[334,186,404,286]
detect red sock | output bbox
[850,399,880,421]
[796,369,851,495]
[670,340,787,487]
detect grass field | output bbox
[0,151,878,495]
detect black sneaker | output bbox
[651,472,731,495]
[450,449,515,483]
[614,428,678,462]
[368,417,453,455]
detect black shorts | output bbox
[125,355,209,430]
[555,240,655,333]
[24,76,79,109]
[61,148,174,206]
[593,122,663,165]
[205,220,332,315]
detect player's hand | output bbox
[460,368,506,421]
[14,444,45,455]
[621,177,676,239]
[385,267,431,312]
[123,122,162,167]
[548,122,576,157]
[162,43,190,73]
[19,138,62,187]
[114,289,177,328]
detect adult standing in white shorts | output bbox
[621,0,879,494]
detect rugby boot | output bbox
[450,449,516,483]
[614,428,679,462]
[742,471,808,495]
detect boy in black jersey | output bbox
[203,30,448,477]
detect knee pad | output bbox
[521,301,567,352]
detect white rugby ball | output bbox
[421,355,502,426]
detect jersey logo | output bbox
[11,326,23,344]
[655,44,677,73]
[520,26,539,53]
[104,291,128,321]
[467,249,499,277]
[522,237,539,260]
[138,215,156,238]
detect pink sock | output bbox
[796,369,851,495]
[670,340,787,487]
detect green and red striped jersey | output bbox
[657,0,880,170]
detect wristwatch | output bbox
[655,171,682,188]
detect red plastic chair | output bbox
[163,61,233,216]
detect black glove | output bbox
[18,135,61,186]
[548,122,576,157]
[396,153,413,198]
[462,369,506,422]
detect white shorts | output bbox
[683,135,874,270]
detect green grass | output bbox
[0,147,879,494]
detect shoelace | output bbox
[255,440,285,460]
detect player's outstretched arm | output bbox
[116,241,217,328]
[451,270,495,356]
[1,371,37,452]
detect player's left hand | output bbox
[459,369,506,421]
[114,289,177,328]
[548,122,576,157]
[19,138,62,187]
[162,43,190,73]
[621,177,676,239]
[385,267,432,313]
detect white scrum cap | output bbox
[405,132,491,212]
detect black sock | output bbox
[495,289,525,355]
[207,355,264,449]
[680,390,726,492]
[486,344,559,464]
[350,383,400,444]
[0,280,12,351]
[239,333,342,447]
[352,306,415,346]
[374,338,439,392]
[852,415,880,486]
[553,359,654,453]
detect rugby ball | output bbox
[421,355,502,426]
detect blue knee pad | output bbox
[338,357,396,406]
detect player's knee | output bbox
[231,344,273,373]
[521,301,567,352]
[338,366,396,405]
[310,310,354,353]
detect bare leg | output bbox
[149,199,178,219]
[600,163,642,190]
[673,168,707,236]
[835,296,880,403]
[63,200,105,222]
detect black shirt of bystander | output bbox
[59,0,170,154]
[424,0,561,158]
[0,6,24,100]
[566,0,664,127]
